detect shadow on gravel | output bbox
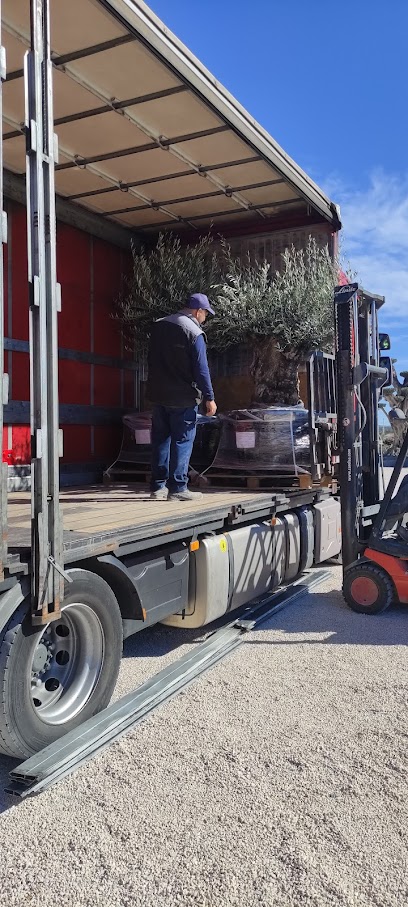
[248,588,408,647]
[122,621,210,660]
[123,586,408,660]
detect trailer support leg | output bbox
[25,0,63,623]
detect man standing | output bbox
[146,293,217,501]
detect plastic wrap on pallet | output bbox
[211,407,310,473]
[120,412,153,465]
[116,412,221,470]
[191,416,221,470]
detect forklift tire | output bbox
[343,562,395,615]
[0,569,123,759]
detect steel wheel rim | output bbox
[30,603,105,725]
[350,576,379,607]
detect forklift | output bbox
[334,283,408,613]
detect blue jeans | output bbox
[150,405,198,493]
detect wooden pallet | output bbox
[204,470,314,492]
[103,459,336,493]
[103,466,150,485]
[103,465,209,488]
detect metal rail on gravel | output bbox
[6,570,330,798]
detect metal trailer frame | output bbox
[307,351,337,484]
[0,3,7,581]
[0,0,345,772]
[0,0,341,622]
[25,0,63,623]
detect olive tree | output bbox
[209,237,337,404]
[117,231,337,406]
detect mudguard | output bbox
[0,579,30,636]
[87,554,145,621]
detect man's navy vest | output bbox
[146,312,205,407]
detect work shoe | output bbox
[168,490,203,502]
[150,488,168,500]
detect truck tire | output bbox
[0,569,123,759]
[343,562,395,615]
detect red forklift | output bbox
[334,283,408,613]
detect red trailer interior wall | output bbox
[3,201,135,477]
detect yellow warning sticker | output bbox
[219,538,227,553]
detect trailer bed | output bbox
[6,483,316,566]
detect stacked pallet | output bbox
[103,406,332,492]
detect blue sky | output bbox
[148,0,408,376]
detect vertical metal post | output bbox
[369,300,381,503]
[25,0,63,623]
[334,283,363,568]
[0,5,8,581]
[307,354,321,483]
[90,236,95,457]
[307,351,338,483]
[359,296,381,509]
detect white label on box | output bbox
[236,430,256,449]
[134,429,151,445]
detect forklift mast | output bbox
[334,284,387,568]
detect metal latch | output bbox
[229,504,242,523]
[47,556,73,584]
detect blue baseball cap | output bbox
[188,293,215,316]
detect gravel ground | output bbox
[0,565,407,907]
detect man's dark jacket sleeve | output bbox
[191,334,214,401]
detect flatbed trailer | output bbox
[0,0,343,762]
[4,277,398,792]
[7,485,316,564]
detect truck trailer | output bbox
[1,0,389,767]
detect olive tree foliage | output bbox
[208,236,338,405]
[116,232,222,354]
[206,236,337,355]
[118,232,336,351]
[116,230,338,404]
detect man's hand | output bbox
[206,400,217,416]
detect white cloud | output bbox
[322,170,408,373]
[325,170,408,323]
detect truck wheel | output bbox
[343,562,395,615]
[0,569,123,759]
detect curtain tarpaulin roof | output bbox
[1,0,341,236]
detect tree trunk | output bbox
[250,337,301,407]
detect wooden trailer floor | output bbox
[6,484,300,565]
